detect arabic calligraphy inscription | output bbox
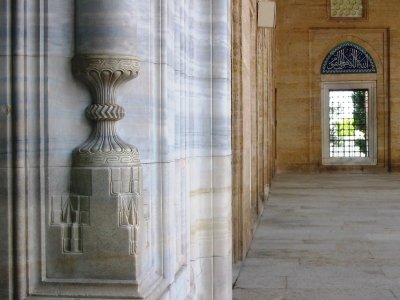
[321,42,376,74]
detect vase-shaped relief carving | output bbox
[48,55,148,282]
[71,55,140,167]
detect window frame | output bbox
[321,81,377,165]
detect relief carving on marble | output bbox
[50,55,145,258]
[330,0,365,18]
[71,55,140,167]
[71,54,144,256]
[118,193,139,255]
[50,195,90,253]
[110,167,140,195]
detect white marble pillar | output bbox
[43,0,159,298]
[1,0,232,299]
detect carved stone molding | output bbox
[72,55,141,167]
[330,0,364,18]
[118,193,140,256]
[50,194,90,253]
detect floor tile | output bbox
[234,174,400,300]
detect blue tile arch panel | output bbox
[321,42,377,74]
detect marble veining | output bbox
[1,0,232,298]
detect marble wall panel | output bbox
[213,255,233,299]
[1,0,232,298]
[0,0,10,55]
[135,1,155,63]
[0,166,11,298]
[47,56,91,167]
[160,161,181,282]
[47,0,74,57]
[119,62,160,163]
[0,55,11,168]
[212,0,231,80]
[141,163,162,270]
[212,78,232,156]
[76,0,137,56]
[0,6,11,289]
[212,155,233,257]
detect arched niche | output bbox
[321,41,377,74]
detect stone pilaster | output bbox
[45,1,156,297]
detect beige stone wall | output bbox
[276,0,400,172]
[232,0,276,262]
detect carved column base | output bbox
[46,54,156,296]
[49,166,150,282]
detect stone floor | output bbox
[233,173,400,300]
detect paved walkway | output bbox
[233,173,400,300]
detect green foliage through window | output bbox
[336,118,355,137]
[352,90,368,155]
[329,89,368,157]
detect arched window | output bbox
[321,43,377,165]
